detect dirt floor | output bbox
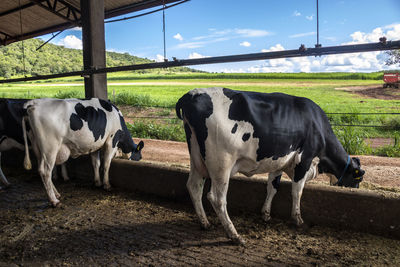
[2,166,400,266]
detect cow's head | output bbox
[116,140,144,161]
[330,157,365,188]
[130,140,144,161]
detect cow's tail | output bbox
[22,114,32,170]
[175,96,185,120]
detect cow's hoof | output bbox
[262,213,271,222]
[200,221,212,230]
[103,185,112,191]
[51,200,61,208]
[94,181,102,187]
[231,235,246,246]
[291,214,304,226]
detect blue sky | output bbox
[42,0,400,73]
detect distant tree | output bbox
[385,50,400,66]
[0,38,201,78]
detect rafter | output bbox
[28,0,80,23]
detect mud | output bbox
[336,85,400,100]
[2,162,400,266]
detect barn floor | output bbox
[1,167,400,266]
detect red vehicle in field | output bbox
[383,72,400,88]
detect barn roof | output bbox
[0,0,180,46]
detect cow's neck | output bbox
[319,137,349,178]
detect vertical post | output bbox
[315,0,321,48]
[81,0,108,99]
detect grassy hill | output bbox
[0,38,201,78]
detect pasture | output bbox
[2,72,398,155]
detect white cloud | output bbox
[293,10,301,16]
[229,24,400,73]
[289,31,316,38]
[235,29,270,37]
[261,44,285,52]
[155,54,165,62]
[240,41,251,47]
[173,33,183,41]
[306,15,314,21]
[69,27,82,32]
[324,36,337,42]
[174,28,271,49]
[345,23,400,45]
[188,52,209,59]
[58,35,82,49]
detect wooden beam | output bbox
[80,0,108,100]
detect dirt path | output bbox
[336,85,400,100]
[1,168,400,266]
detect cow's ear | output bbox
[136,141,144,152]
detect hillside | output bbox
[0,38,200,78]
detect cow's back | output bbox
[25,98,122,156]
[177,87,332,163]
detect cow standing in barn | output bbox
[0,98,71,189]
[0,99,26,189]
[22,98,144,206]
[176,87,365,245]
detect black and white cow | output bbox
[0,99,27,189]
[0,98,71,189]
[176,87,365,244]
[22,98,144,206]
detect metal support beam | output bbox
[1,40,400,84]
[29,0,80,23]
[80,0,108,99]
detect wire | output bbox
[18,0,26,77]
[331,124,399,129]
[326,112,400,115]
[36,30,64,51]
[162,0,166,61]
[316,0,320,47]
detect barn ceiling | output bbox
[0,0,181,46]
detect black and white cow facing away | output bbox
[22,98,144,206]
[176,87,365,244]
[0,99,71,189]
[0,99,27,189]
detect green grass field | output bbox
[1,72,399,156]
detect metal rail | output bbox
[1,40,400,84]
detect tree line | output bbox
[0,38,199,78]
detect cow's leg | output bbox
[90,151,101,187]
[0,153,11,188]
[291,157,319,225]
[261,172,282,222]
[291,177,307,225]
[38,158,59,207]
[61,164,70,181]
[207,169,244,245]
[187,161,210,229]
[101,143,117,191]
